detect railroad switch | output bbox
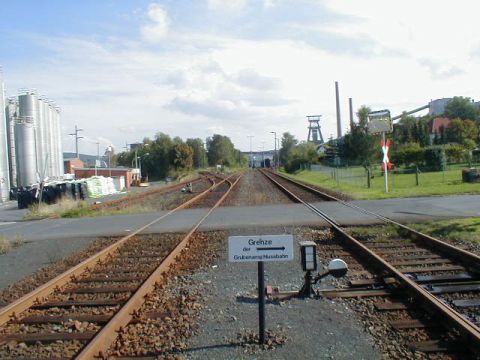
[298,241,348,298]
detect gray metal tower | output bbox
[307,115,324,145]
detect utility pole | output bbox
[270,131,277,169]
[69,125,84,159]
[247,135,254,168]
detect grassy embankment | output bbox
[283,164,480,200]
[23,171,206,220]
[349,218,480,246]
[24,199,155,220]
[285,165,480,246]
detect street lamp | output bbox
[139,153,150,181]
[105,145,114,177]
[270,131,277,169]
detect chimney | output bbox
[335,81,342,138]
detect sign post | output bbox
[367,109,392,193]
[228,234,294,344]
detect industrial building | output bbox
[1,73,64,201]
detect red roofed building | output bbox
[429,117,452,143]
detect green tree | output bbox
[145,132,174,179]
[279,132,298,166]
[186,138,207,168]
[206,134,236,166]
[173,143,193,169]
[447,119,479,147]
[342,105,379,165]
[444,96,479,120]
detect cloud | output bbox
[140,3,170,42]
[418,58,464,80]
[208,0,248,12]
[263,0,278,8]
[166,96,250,120]
[235,69,281,90]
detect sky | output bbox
[1,0,480,155]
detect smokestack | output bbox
[335,81,342,138]
[349,97,354,132]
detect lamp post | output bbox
[105,145,113,177]
[139,153,150,181]
[270,132,277,169]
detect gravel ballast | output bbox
[184,227,380,359]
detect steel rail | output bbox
[0,176,222,327]
[269,169,480,272]
[261,169,480,349]
[76,174,242,359]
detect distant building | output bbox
[428,117,452,143]
[64,158,84,174]
[428,98,452,116]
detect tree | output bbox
[342,105,380,165]
[284,142,319,173]
[143,132,173,179]
[444,96,479,121]
[186,138,207,168]
[173,143,193,169]
[206,134,236,166]
[356,105,371,128]
[279,132,298,166]
[447,119,479,147]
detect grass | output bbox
[410,217,480,246]
[283,164,480,199]
[0,235,26,255]
[24,198,155,220]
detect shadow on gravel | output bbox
[236,295,281,305]
[150,343,238,357]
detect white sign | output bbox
[228,235,294,263]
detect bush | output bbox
[445,144,467,163]
[392,142,424,167]
[424,146,446,171]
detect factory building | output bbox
[1,82,64,199]
[0,73,10,202]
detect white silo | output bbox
[54,107,63,176]
[16,93,39,186]
[0,72,11,201]
[5,98,17,187]
[48,102,59,177]
[35,97,46,178]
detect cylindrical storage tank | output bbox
[48,103,58,177]
[18,93,39,185]
[5,99,17,187]
[45,103,55,177]
[0,76,11,201]
[55,107,64,177]
[36,98,46,178]
[15,120,37,186]
[41,101,51,178]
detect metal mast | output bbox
[69,125,83,158]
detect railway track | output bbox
[0,173,241,359]
[260,168,480,356]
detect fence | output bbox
[311,162,477,189]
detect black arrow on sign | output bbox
[257,247,285,251]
